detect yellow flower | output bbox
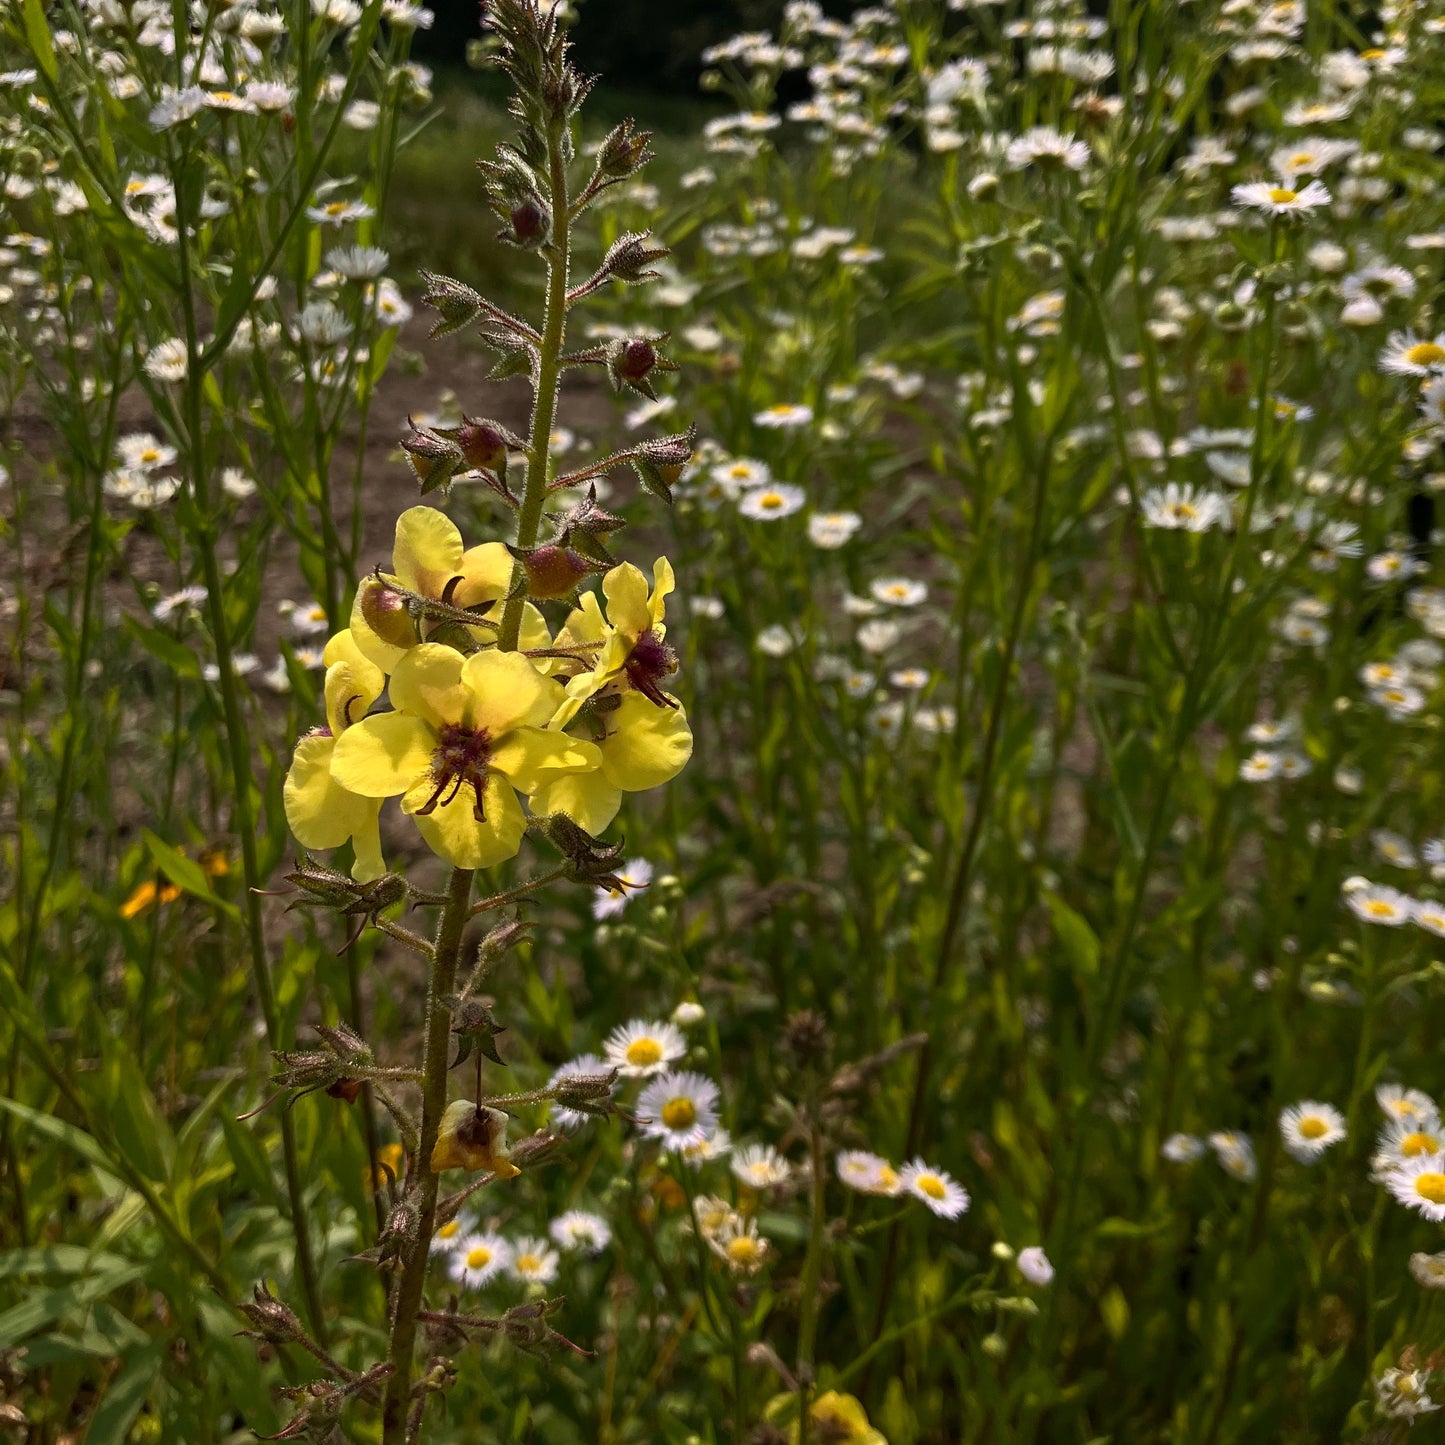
[349,505,550,671]
[329,643,600,869]
[553,557,677,723]
[532,558,691,833]
[119,878,182,919]
[283,629,388,882]
[766,1390,888,1445]
[532,692,692,834]
[430,1099,521,1178]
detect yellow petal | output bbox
[530,769,622,836]
[602,562,651,642]
[555,590,606,650]
[491,727,601,794]
[392,506,463,595]
[284,734,386,878]
[403,768,526,870]
[648,555,676,630]
[330,712,435,798]
[389,643,469,728]
[460,649,557,737]
[323,638,386,737]
[599,694,693,791]
[451,540,515,608]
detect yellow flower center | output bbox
[213,90,237,103]
[140,448,160,464]
[465,1245,492,1269]
[1404,342,1445,367]
[876,1166,898,1190]
[757,491,786,510]
[1298,1117,1329,1139]
[1414,1172,1445,1205]
[1167,503,1197,520]
[325,201,348,216]
[766,405,794,417]
[1402,1132,1440,1157]
[1268,187,1299,204]
[1288,152,1315,168]
[915,1173,947,1200]
[1360,46,1386,59]
[661,1097,698,1131]
[437,1220,461,1239]
[516,1252,541,1273]
[726,1237,762,1265]
[625,1037,663,1068]
[729,463,752,477]
[1365,899,1399,918]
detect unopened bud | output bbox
[356,577,417,651]
[402,426,466,494]
[452,999,507,1068]
[507,199,551,248]
[599,231,669,285]
[511,543,597,599]
[457,418,511,475]
[418,269,484,339]
[596,118,653,179]
[236,1281,302,1347]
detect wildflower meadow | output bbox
[3,0,1445,1440]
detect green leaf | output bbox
[0,1097,121,1182]
[0,1246,132,1279]
[85,1342,166,1445]
[1043,892,1100,979]
[22,0,57,83]
[141,830,240,919]
[122,616,201,680]
[0,1262,148,1345]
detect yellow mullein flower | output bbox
[532,558,691,833]
[350,505,550,672]
[531,692,692,834]
[329,643,600,869]
[430,1098,521,1178]
[766,1390,888,1445]
[283,629,388,882]
[553,558,678,722]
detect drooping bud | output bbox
[595,118,653,180]
[431,1099,521,1178]
[356,577,418,651]
[505,198,551,249]
[417,269,484,339]
[630,426,696,504]
[452,999,507,1069]
[402,424,467,495]
[529,813,630,890]
[598,231,669,286]
[605,335,677,401]
[555,485,626,565]
[548,1068,618,1119]
[455,417,514,476]
[508,542,600,600]
[236,1281,304,1348]
[371,1192,421,1272]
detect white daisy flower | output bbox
[152,584,208,622]
[447,1231,512,1287]
[898,1158,970,1218]
[1376,1367,1442,1420]
[711,457,772,492]
[636,1070,721,1150]
[143,337,190,382]
[1344,881,1415,926]
[708,1214,771,1274]
[1006,125,1090,171]
[1239,750,1280,782]
[1140,482,1229,532]
[838,1144,901,1190]
[603,1017,685,1078]
[1413,899,1445,938]
[1378,1085,1440,1128]
[306,197,376,227]
[1409,1251,1445,1289]
[428,1210,472,1254]
[1376,1118,1445,1168]
[1230,178,1331,215]
[753,403,814,429]
[326,244,390,279]
[1279,1100,1346,1162]
[549,1210,611,1254]
[681,1127,733,1167]
[118,432,177,471]
[805,511,863,550]
[1161,1133,1206,1162]
[1209,1131,1257,1181]
[1378,329,1445,376]
[508,1236,560,1286]
[739,484,807,520]
[731,1143,791,1189]
[1372,830,1418,868]
[870,577,928,607]
[1386,1153,1445,1221]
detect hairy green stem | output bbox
[380,864,476,1444]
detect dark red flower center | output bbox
[624,628,679,709]
[419,722,493,820]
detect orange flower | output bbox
[119,879,182,920]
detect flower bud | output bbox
[236,1281,303,1347]
[506,199,551,249]
[509,542,598,599]
[402,426,466,495]
[452,998,507,1068]
[596,118,653,179]
[431,1099,521,1178]
[599,231,669,285]
[630,426,696,504]
[357,578,417,650]
[418,269,484,339]
[456,417,511,475]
